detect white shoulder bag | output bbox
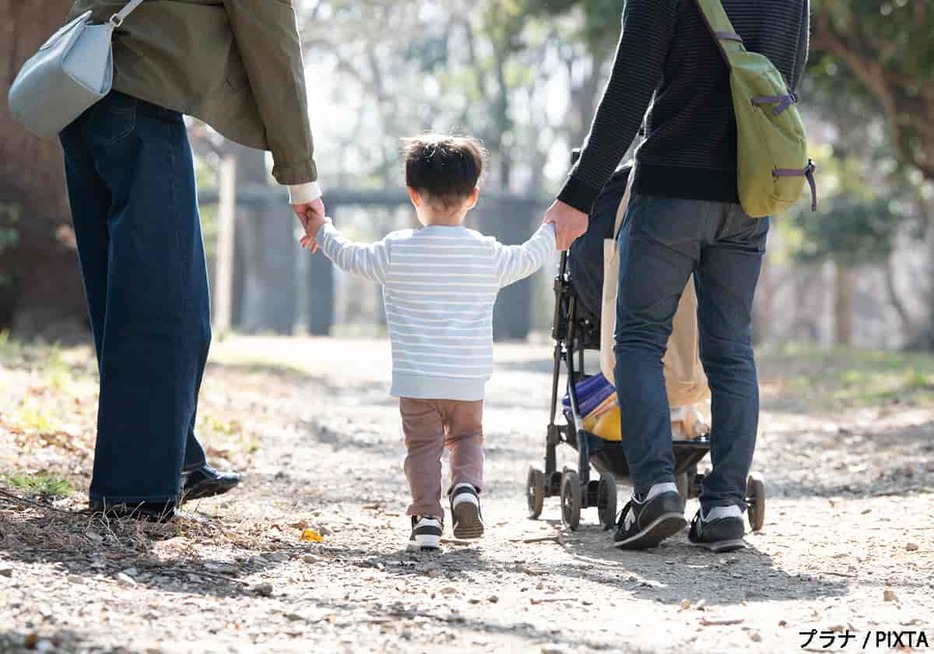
[8,0,145,139]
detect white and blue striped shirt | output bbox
[317,222,556,401]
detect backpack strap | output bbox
[694,0,747,67]
[696,0,797,115]
[775,160,818,211]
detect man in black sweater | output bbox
[544,0,809,552]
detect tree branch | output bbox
[811,13,934,179]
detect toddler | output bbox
[301,135,555,551]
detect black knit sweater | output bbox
[558,0,810,212]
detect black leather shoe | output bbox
[89,499,177,523]
[180,464,241,503]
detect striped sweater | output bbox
[316,222,556,401]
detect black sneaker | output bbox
[613,483,686,550]
[688,506,746,552]
[449,483,484,540]
[407,516,443,551]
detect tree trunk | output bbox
[833,263,854,347]
[882,254,913,342]
[0,0,88,340]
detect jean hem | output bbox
[89,493,179,504]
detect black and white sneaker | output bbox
[688,506,746,552]
[613,482,686,550]
[407,516,443,551]
[449,483,484,540]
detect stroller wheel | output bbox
[526,466,545,519]
[746,473,766,532]
[560,470,582,531]
[597,475,618,531]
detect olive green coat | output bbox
[68,0,317,185]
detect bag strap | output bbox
[109,0,145,27]
[694,0,747,69]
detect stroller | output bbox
[526,161,766,532]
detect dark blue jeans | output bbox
[613,194,768,510]
[60,92,210,504]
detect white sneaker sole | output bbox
[407,533,441,551]
[690,538,746,553]
[613,513,686,550]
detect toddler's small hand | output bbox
[300,215,333,253]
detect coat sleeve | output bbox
[221,0,318,185]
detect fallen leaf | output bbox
[883,590,899,603]
[906,542,919,552]
[301,529,324,543]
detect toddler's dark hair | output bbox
[403,135,486,209]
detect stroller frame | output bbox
[526,252,738,532]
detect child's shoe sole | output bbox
[407,534,441,551]
[452,502,484,539]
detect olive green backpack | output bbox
[696,0,816,217]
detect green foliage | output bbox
[0,330,21,363]
[793,196,901,267]
[45,344,74,392]
[810,0,934,180]
[2,473,75,499]
[9,402,60,435]
[761,345,934,407]
[812,0,934,78]
[530,0,622,54]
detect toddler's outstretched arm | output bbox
[311,222,390,284]
[493,223,557,288]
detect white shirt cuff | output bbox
[288,181,322,205]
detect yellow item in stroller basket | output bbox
[585,406,622,442]
[576,379,709,443]
[583,392,621,442]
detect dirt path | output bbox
[1,337,932,653]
